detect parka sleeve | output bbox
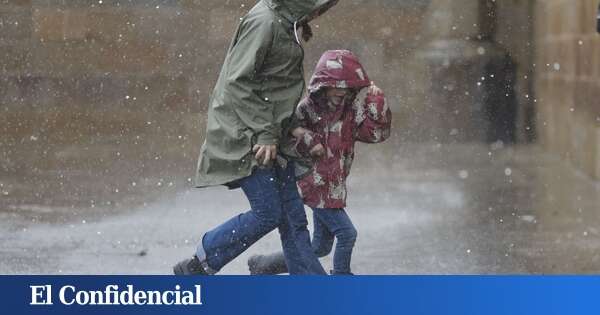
[223,18,278,145]
[354,88,392,143]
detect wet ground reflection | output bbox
[1,125,599,274]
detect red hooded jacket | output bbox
[293,50,392,209]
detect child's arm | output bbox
[291,101,325,157]
[354,84,392,143]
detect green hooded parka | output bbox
[195,0,338,188]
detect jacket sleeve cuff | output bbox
[256,131,279,145]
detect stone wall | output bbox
[410,0,536,143]
[0,0,429,114]
[0,0,251,114]
[533,0,600,179]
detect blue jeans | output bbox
[312,208,357,275]
[197,162,326,275]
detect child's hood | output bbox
[307,50,371,96]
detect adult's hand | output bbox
[253,144,277,165]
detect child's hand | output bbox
[309,143,325,157]
[368,83,383,96]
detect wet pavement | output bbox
[1,137,600,274]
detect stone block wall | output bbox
[0,0,429,114]
[533,0,600,179]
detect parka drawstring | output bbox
[293,21,301,44]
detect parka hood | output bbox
[267,0,339,23]
[308,50,371,95]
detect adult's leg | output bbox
[275,207,308,275]
[312,208,357,275]
[278,164,327,275]
[198,167,284,272]
[311,210,335,258]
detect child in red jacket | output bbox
[249,50,391,275]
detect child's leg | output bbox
[312,208,357,275]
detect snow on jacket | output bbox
[293,50,392,209]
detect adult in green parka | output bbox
[174,0,339,275]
